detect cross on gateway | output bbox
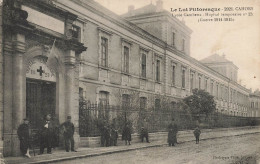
[37,66,45,76]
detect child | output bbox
[193,127,201,144]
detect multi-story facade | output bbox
[0,0,256,157]
[249,90,260,117]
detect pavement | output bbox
[3,126,260,164]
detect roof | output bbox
[200,54,232,64]
[251,90,260,97]
[121,4,158,17]
[121,1,192,35]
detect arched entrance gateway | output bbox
[2,0,87,156]
[25,50,57,130]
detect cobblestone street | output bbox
[55,133,260,164]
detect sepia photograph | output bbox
[0,0,259,163]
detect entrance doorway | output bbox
[26,78,56,130]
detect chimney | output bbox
[156,0,163,11]
[128,5,135,12]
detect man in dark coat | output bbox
[17,118,31,158]
[104,125,111,147]
[39,114,53,154]
[193,127,201,144]
[172,121,178,145]
[110,126,118,146]
[98,120,106,147]
[122,123,131,145]
[60,116,76,152]
[168,119,178,146]
[51,115,60,149]
[140,119,150,143]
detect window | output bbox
[141,53,146,78]
[182,39,185,51]
[216,84,219,98]
[225,87,228,100]
[199,76,201,89]
[190,73,194,90]
[99,91,109,107]
[79,87,84,100]
[210,81,213,94]
[230,89,233,102]
[122,94,130,109]
[221,86,224,99]
[72,25,80,40]
[140,97,147,110]
[251,102,254,108]
[172,65,176,85]
[205,79,208,91]
[123,46,129,73]
[101,37,108,67]
[155,99,161,110]
[172,32,175,46]
[156,60,160,82]
[182,68,186,88]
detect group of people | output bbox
[99,121,150,147]
[100,124,119,147]
[18,116,201,158]
[17,114,76,158]
[167,119,201,146]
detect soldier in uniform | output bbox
[17,118,31,158]
[39,114,53,154]
[60,116,77,152]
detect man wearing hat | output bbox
[60,116,76,152]
[17,118,31,158]
[39,114,54,154]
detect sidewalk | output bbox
[4,126,260,164]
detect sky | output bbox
[95,0,260,91]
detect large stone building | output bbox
[0,0,256,157]
[249,90,260,117]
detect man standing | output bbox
[193,126,201,144]
[39,114,53,154]
[122,123,131,145]
[172,119,178,145]
[110,126,118,146]
[168,119,178,146]
[104,125,110,147]
[140,119,150,143]
[17,118,31,158]
[61,116,76,152]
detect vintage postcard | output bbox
[0,0,259,163]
